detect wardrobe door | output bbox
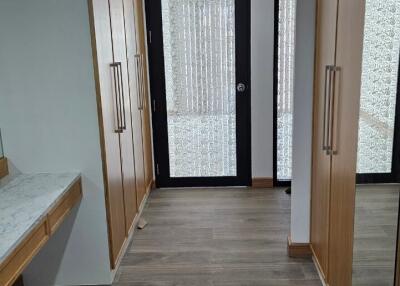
[89,0,126,268]
[134,0,154,195]
[310,0,339,278]
[109,0,138,234]
[123,0,146,210]
[328,1,365,285]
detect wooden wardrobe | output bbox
[88,0,153,269]
[310,0,365,285]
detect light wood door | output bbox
[89,0,126,268]
[109,0,138,235]
[310,0,338,278]
[123,0,146,211]
[328,0,365,285]
[134,0,153,197]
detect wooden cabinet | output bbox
[0,178,82,286]
[123,0,147,212]
[89,0,154,269]
[134,0,154,199]
[311,0,365,285]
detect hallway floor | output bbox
[113,188,321,286]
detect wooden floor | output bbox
[113,188,321,286]
[352,184,400,286]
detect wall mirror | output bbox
[352,0,400,285]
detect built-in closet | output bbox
[88,0,153,268]
[311,0,365,285]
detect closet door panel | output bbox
[89,0,126,268]
[109,0,138,233]
[123,0,146,211]
[328,1,365,285]
[310,0,338,277]
[134,0,154,195]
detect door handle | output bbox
[117,62,126,130]
[139,54,145,110]
[237,83,246,92]
[134,54,143,110]
[330,66,341,155]
[111,62,123,133]
[323,65,332,152]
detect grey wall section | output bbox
[251,0,275,179]
[0,0,113,284]
[290,0,316,243]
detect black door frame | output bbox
[145,0,252,188]
[356,52,400,184]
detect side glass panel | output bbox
[161,0,237,177]
[357,0,400,174]
[277,0,297,181]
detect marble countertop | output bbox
[0,172,81,265]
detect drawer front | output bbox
[48,179,82,234]
[0,221,49,286]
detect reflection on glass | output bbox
[353,1,400,285]
[352,185,399,285]
[161,0,237,177]
[277,0,296,180]
[357,0,400,174]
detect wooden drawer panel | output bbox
[0,221,49,286]
[0,158,8,179]
[48,179,82,235]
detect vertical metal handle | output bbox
[134,54,143,110]
[111,63,123,133]
[139,54,145,110]
[323,65,331,152]
[330,66,341,155]
[117,62,126,130]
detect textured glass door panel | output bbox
[161,0,236,177]
[277,0,297,180]
[357,0,400,174]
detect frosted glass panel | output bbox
[357,0,400,173]
[161,0,236,177]
[277,0,296,180]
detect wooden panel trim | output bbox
[111,190,150,271]
[287,236,312,258]
[0,220,49,286]
[0,178,82,286]
[48,179,82,235]
[311,244,327,282]
[252,177,274,188]
[0,158,9,179]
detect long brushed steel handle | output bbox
[139,54,145,110]
[117,62,126,130]
[323,65,330,152]
[134,54,143,110]
[110,63,123,133]
[330,66,341,155]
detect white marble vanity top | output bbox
[0,172,80,265]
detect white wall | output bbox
[251,0,275,179]
[0,0,113,285]
[290,0,316,243]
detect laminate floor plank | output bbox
[113,188,321,286]
[352,185,400,286]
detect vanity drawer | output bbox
[48,179,82,235]
[0,221,49,286]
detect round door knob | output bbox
[237,83,246,92]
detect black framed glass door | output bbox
[356,54,400,184]
[145,0,251,188]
